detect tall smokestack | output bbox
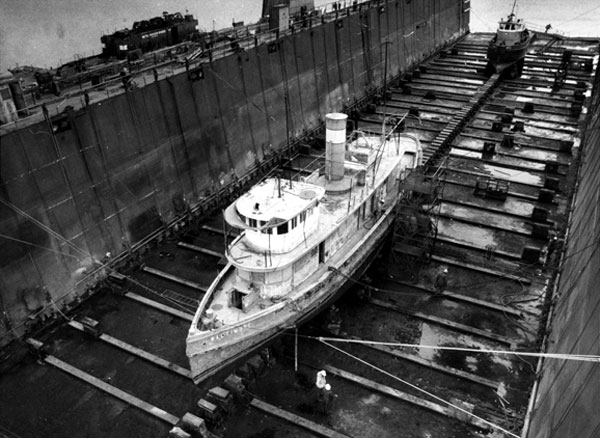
[325,113,348,181]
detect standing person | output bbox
[315,369,327,411]
[434,268,448,295]
[321,384,335,414]
[315,370,327,390]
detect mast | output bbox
[510,0,517,17]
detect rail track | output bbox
[0,32,597,438]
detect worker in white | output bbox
[316,370,327,389]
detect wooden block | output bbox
[196,398,221,425]
[108,271,127,284]
[207,387,235,413]
[224,374,247,400]
[169,427,191,438]
[180,412,207,435]
[247,355,265,376]
[236,363,254,381]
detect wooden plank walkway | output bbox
[125,292,194,322]
[142,266,207,292]
[68,320,192,379]
[250,398,350,438]
[44,355,180,425]
[370,298,517,346]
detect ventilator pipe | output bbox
[325,113,348,181]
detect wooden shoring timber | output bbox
[444,167,543,190]
[250,398,350,438]
[435,210,533,238]
[342,334,500,390]
[383,279,525,318]
[434,235,524,261]
[431,254,532,284]
[125,292,194,322]
[177,241,223,259]
[142,266,207,292]
[324,365,490,430]
[369,298,518,347]
[441,178,538,202]
[438,197,536,222]
[43,354,180,425]
[201,225,228,236]
[363,341,500,390]
[67,320,192,379]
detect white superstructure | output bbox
[186,113,421,383]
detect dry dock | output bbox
[1,0,600,433]
[1,29,598,438]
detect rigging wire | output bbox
[0,233,81,259]
[0,178,200,315]
[312,335,600,363]
[0,260,199,342]
[319,338,522,438]
[0,196,199,339]
[0,198,90,259]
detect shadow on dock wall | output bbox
[0,0,469,344]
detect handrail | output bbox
[1,0,379,134]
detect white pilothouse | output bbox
[186,113,421,383]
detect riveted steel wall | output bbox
[0,0,468,344]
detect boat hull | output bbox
[187,206,395,384]
[486,34,535,74]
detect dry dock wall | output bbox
[0,0,469,343]
[526,61,600,438]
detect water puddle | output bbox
[418,323,470,360]
[478,163,543,186]
[419,324,513,373]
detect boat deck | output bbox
[227,136,412,272]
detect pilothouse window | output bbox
[277,221,289,234]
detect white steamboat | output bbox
[186,113,421,383]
